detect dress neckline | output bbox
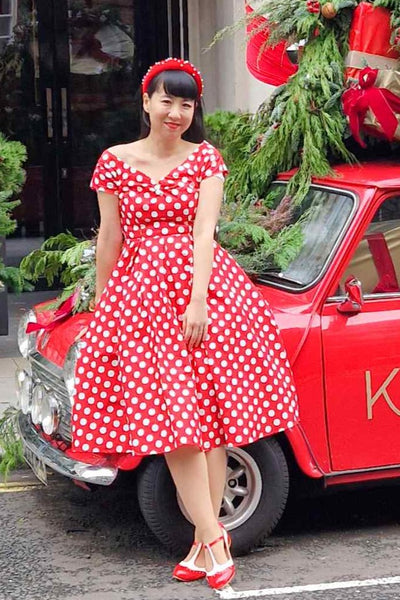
[106,140,206,185]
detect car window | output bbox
[341,195,400,295]
[256,184,354,289]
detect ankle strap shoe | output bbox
[205,534,235,590]
[172,541,206,582]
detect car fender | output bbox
[284,424,324,478]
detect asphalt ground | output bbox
[1,469,400,600]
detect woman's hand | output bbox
[74,295,99,342]
[182,298,208,350]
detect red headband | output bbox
[141,57,203,97]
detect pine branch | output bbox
[0,263,34,292]
[0,408,24,481]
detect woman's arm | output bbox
[95,192,123,303]
[182,176,223,349]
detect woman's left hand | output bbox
[182,299,208,350]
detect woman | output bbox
[72,58,299,590]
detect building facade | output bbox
[0,0,270,242]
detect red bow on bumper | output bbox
[26,288,80,334]
[342,67,400,148]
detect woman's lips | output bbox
[165,122,180,130]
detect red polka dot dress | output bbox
[71,140,299,457]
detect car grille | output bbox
[30,351,72,443]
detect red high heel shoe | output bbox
[219,522,232,548]
[172,541,206,582]
[204,532,235,590]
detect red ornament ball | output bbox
[306,0,321,14]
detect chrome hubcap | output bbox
[177,447,262,530]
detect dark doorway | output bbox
[0,0,188,243]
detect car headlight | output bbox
[17,310,37,358]
[41,394,60,435]
[16,368,33,413]
[31,384,45,425]
[63,342,84,400]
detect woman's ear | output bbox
[143,92,150,114]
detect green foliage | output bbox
[213,179,305,275]
[19,231,97,313]
[0,131,29,291]
[0,407,24,480]
[0,265,33,293]
[249,26,356,203]
[0,132,26,235]
[209,0,361,206]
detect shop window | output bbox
[0,0,15,53]
[342,196,400,295]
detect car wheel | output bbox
[137,437,289,556]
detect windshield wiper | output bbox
[260,270,304,286]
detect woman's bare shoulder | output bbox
[107,141,143,161]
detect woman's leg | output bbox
[205,446,227,517]
[165,446,230,566]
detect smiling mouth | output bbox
[165,122,180,129]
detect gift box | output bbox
[345,2,400,82]
[342,67,400,146]
[363,69,400,141]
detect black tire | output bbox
[137,437,289,556]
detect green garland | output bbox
[213,0,400,205]
[19,232,96,313]
[214,0,359,204]
[251,27,356,202]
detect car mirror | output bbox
[337,276,364,315]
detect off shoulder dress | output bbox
[71,140,299,457]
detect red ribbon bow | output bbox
[342,67,400,148]
[26,288,80,334]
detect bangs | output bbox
[152,70,199,100]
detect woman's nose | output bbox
[168,104,181,119]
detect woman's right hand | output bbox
[74,296,98,341]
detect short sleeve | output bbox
[89,150,121,196]
[200,145,229,182]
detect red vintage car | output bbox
[15,161,400,555]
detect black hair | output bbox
[139,69,206,143]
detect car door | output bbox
[321,193,400,471]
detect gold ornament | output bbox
[321,2,337,19]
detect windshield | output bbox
[258,183,354,288]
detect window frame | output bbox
[327,192,400,302]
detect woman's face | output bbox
[143,84,196,137]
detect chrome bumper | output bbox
[17,412,118,486]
